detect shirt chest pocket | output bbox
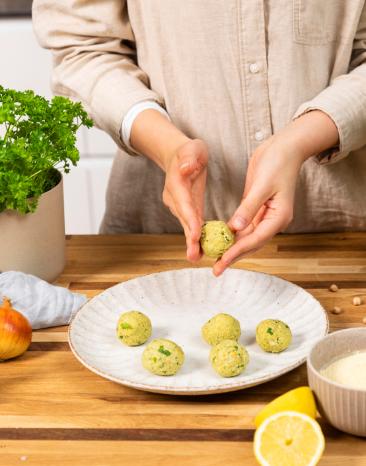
[293,0,361,45]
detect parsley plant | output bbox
[0,86,93,214]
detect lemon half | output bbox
[254,411,325,466]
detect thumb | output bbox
[229,186,270,232]
[178,140,208,177]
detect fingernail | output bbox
[233,216,246,230]
[180,162,190,170]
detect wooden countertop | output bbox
[2,233,366,466]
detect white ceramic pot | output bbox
[0,172,65,282]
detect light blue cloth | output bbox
[0,271,87,329]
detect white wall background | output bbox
[0,18,115,233]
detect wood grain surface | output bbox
[1,233,366,466]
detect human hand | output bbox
[213,110,339,276]
[212,137,302,276]
[130,109,208,262]
[163,139,208,262]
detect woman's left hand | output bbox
[213,110,339,276]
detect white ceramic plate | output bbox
[69,268,328,395]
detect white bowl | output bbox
[307,327,366,437]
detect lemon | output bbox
[255,386,317,428]
[254,411,325,466]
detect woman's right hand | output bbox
[130,109,208,262]
[163,138,208,262]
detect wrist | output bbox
[159,133,192,172]
[281,110,339,163]
[270,130,311,167]
[274,125,316,164]
[130,109,191,171]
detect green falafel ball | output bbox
[116,310,152,346]
[202,313,241,346]
[142,339,185,376]
[210,339,249,377]
[256,319,292,353]
[200,220,235,259]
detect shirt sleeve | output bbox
[293,5,366,165]
[32,0,166,155]
[121,101,171,155]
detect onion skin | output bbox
[0,298,32,361]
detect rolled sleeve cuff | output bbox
[293,99,351,166]
[293,104,351,165]
[88,68,166,156]
[121,101,171,156]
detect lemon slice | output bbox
[255,386,317,428]
[254,411,325,466]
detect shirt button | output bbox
[254,131,264,141]
[249,62,260,74]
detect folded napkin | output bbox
[0,271,87,329]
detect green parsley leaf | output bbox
[266,327,274,335]
[158,345,171,357]
[120,322,132,329]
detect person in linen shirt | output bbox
[33,1,366,275]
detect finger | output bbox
[169,177,202,241]
[175,210,200,262]
[192,171,207,222]
[228,184,271,232]
[234,220,256,238]
[251,205,267,228]
[164,181,202,262]
[179,207,202,262]
[216,204,290,275]
[165,183,203,262]
[164,191,191,240]
[168,191,202,262]
[233,205,267,240]
[213,248,259,276]
[188,239,202,262]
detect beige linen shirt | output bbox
[33,0,366,234]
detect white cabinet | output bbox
[0,18,116,234]
[63,159,112,234]
[63,162,93,234]
[83,126,117,158]
[0,19,53,98]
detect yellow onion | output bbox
[0,297,32,360]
